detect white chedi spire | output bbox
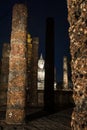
[37,53,45,90]
[37,54,57,91]
[38,53,45,69]
[40,53,43,60]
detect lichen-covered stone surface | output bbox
[6,4,28,124]
[0,43,10,117]
[67,0,87,129]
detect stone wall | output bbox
[6,4,28,124]
[67,0,87,129]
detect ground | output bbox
[0,107,73,130]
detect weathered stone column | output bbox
[63,56,68,89]
[6,4,28,124]
[30,37,39,107]
[26,34,32,104]
[0,43,10,118]
[67,0,87,129]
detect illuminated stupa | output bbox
[37,54,45,90]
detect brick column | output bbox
[63,56,68,89]
[30,37,39,107]
[67,0,87,129]
[6,4,28,124]
[0,43,10,118]
[26,34,32,105]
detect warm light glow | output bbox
[27,34,32,43]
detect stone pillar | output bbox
[67,0,87,129]
[6,4,28,124]
[26,34,32,104]
[30,37,39,107]
[44,17,55,112]
[0,43,10,118]
[63,56,68,89]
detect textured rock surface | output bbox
[67,0,87,129]
[0,43,10,117]
[6,4,28,124]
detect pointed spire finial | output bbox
[40,53,43,60]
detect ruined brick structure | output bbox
[26,34,32,105]
[6,4,28,124]
[67,0,87,129]
[0,43,10,118]
[30,37,39,106]
[63,56,68,89]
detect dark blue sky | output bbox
[0,0,71,81]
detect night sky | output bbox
[0,0,71,82]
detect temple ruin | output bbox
[6,4,28,124]
[0,1,86,129]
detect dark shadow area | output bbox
[0,110,6,120]
[25,106,74,123]
[44,17,55,113]
[0,107,74,130]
